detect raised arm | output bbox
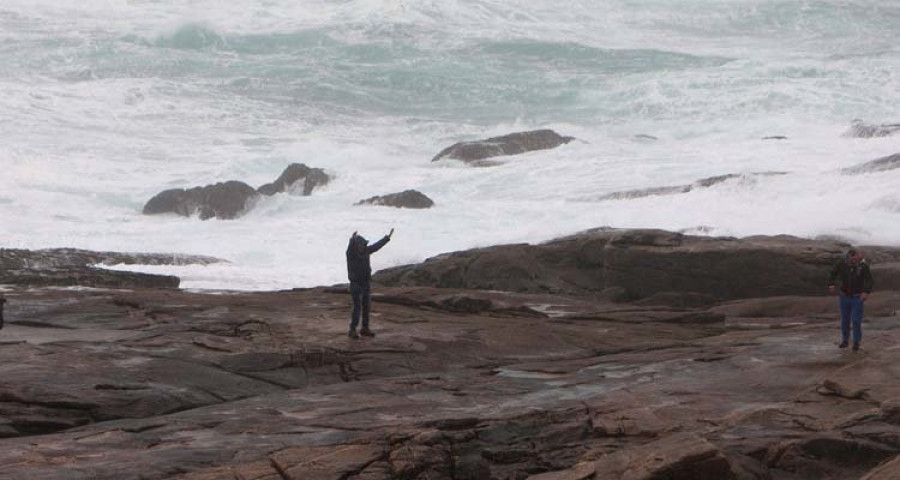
[367,229,394,254]
[367,235,390,254]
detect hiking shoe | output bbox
[348,329,360,340]
[838,341,848,349]
[852,343,860,351]
[360,328,375,338]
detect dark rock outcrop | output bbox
[842,153,900,175]
[257,163,330,196]
[0,248,223,289]
[143,180,260,220]
[843,120,900,138]
[591,171,788,202]
[374,228,900,302]
[431,129,575,164]
[0,267,179,289]
[356,190,435,209]
[0,248,222,270]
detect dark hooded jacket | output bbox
[346,235,390,286]
[829,256,874,296]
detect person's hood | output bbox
[349,235,368,251]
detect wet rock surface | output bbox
[431,129,575,164]
[356,190,435,209]
[2,230,900,479]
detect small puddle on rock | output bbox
[525,304,575,318]
[581,362,670,379]
[495,368,567,380]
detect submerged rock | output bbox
[590,171,788,201]
[841,152,900,175]
[843,120,900,138]
[356,190,435,209]
[633,134,659,142]
[257,163,330,196]
[143,180,260,220]
[431,129,575,164]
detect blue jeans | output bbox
[839,295,864,345]
[350,283,371,331]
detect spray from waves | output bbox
[1,0,900,289]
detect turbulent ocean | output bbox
[2,1,899,290]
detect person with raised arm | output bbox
[345,228,393,339]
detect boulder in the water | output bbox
[257,163,331,196]
[356,190,435,209]
[143,181,260,220]
[431,129,574,164]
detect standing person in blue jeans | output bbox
[828,249,874,351]
[346,229,393,339]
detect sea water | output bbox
[1,0,898,290]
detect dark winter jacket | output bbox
[346,235,390,286]
[829,258,874,295]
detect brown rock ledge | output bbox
[1,231,900,479]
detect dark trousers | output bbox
[839,295,864,345]
[349,283,371,331]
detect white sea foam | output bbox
[1,1,899,290]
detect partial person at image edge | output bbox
[828,248,874,351]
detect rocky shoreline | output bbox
[2,229,900,479]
